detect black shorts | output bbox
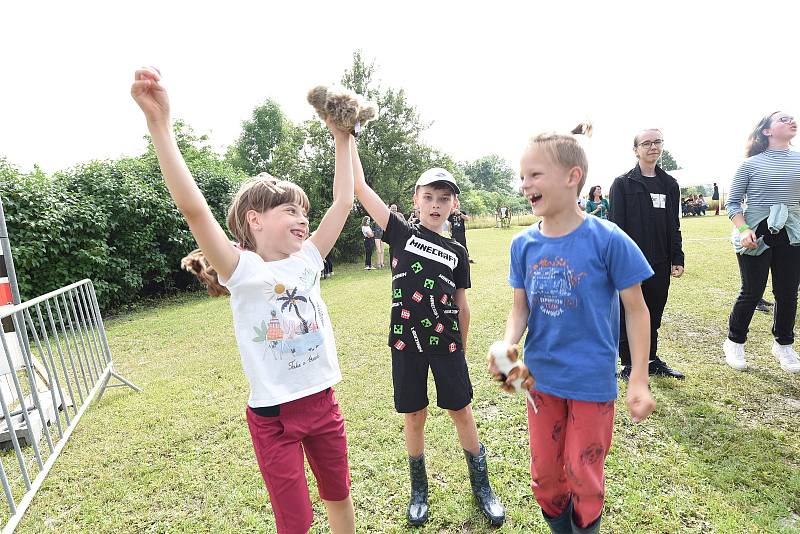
[391,349,473,413]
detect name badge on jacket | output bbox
[650,193,666,209]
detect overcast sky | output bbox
[2,1,799,194]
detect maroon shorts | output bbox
[246,388,350,534]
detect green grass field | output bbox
[12,215,800,533]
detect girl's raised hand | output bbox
[131,67,170,124]
[324,116,351,141]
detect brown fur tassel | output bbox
[307,85,377,135]
[180,249,229,297]
[571,122,593,137]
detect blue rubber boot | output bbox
[542,499,572,534]
[464,443,505,526]
[407,454,429,526]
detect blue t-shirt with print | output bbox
[509,215,653,402]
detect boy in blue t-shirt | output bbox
[489,125,656,534]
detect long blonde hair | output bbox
[527,122,592,195]
[226,172,309,251]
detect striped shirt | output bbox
[727,148,800,219]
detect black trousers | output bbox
[364,237,374,267]
[728,237,800,345]
[453,232,468,256]
[619,261,671,367]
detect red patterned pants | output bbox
[527,391,614,528]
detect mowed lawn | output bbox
[12,216,800,533]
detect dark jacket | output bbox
[608,164,684,267]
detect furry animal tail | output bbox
[180,249,230,297]
[571,122,593,137]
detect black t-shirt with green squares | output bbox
[383,212,471,354]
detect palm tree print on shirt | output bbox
[278,286,309,333]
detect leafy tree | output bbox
[144,120,246,224]
[458,191,486,215]
[341,51,438,212]
[0,157,18,181]
[269,123,307,182]
[1,120,245,309]
[680,186,705,197]
[295,50,458,260]
[225,99,294,177]
[659,149,680,172]
[459,154,515,193]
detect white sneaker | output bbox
[723,339,747,370]
[771,342,800,373]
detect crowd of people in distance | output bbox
[681,194,709,216]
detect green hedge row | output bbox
[0,142,368,312]
[0,153,246,310]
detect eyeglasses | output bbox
[637,139,663,149]
[775,116,795,124]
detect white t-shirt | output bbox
[219,240,341,407]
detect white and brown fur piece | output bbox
[307,85,378,135]
[180,249,229,297]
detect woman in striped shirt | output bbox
[723,111,800,373]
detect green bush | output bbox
[0,139,245,310]
[0,165,95,301]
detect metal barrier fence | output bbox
[0,279,140,533]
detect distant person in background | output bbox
[723,111,800,373]
[697,194,708,215]
[585,185,609,219]
[449,204,474,263]
[361,216,375,270]
[689,195,701,216]
[712,182,720,215]
[408,208,420,225]
[682,197,692,217]
[390,204,406,222]
[609,128,686,381]
[323,253,334,279]
[498,206,512,228]
[372,217,385,269]
[755,298,774,314]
